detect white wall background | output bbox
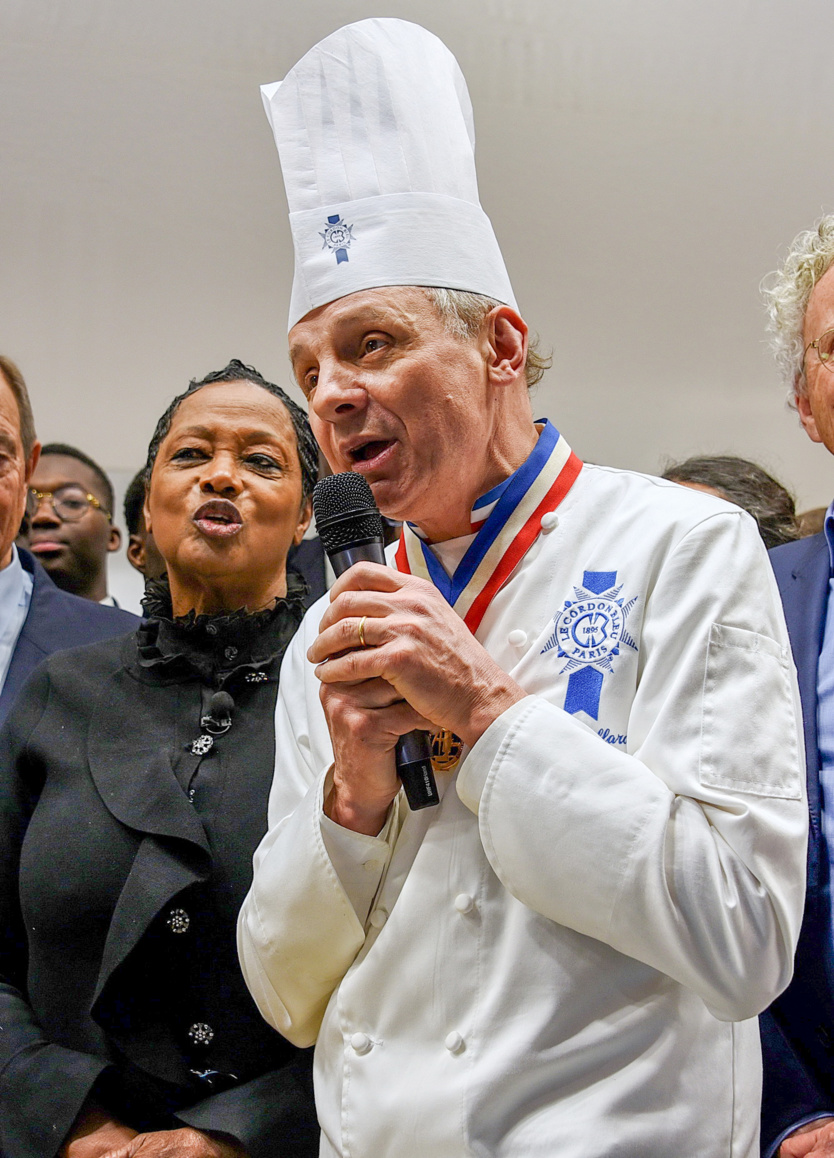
[4,0,834,611]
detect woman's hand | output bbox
[59,1100,137,1157]
[780,1118,834,1156]
[99,1127,248,1158]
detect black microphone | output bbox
[313,472,440,810]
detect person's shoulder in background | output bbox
[20,545,138,640]
[0,547,139,727]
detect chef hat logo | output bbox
[261,18,517,330]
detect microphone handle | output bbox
[327,541,440,810]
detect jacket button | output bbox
[224,645,238,660]
[166,908,190,934]
[188,1022,215,1047]
[369,908,387,928]
[507,629,527,647]
[817,1025,834,1050]
[350,1032,372,1055]
[540,512,559,532]
[445,1031,465,1054]
[454,893,475,914]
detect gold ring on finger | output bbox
[358,615,368,648]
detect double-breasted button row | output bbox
[370,896,471,926]
[349,1029,465,1055]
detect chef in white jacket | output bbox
[238,19,808,1158]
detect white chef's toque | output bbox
[261,18,517,330]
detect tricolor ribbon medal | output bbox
[394,421,583,767]
[541,572,638,720]
[320,214,354,264]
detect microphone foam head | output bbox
[313,472,385,555]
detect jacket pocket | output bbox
[699,622,802,799]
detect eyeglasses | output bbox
[803,327,834,375]
[27,485,112,522]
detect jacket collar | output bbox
[134,570,307,686]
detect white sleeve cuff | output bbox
[319,775,396,924]
[456,696,537,816]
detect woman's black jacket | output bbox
[0,576,319,1158]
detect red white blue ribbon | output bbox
[394,421,582,634]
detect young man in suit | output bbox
[27,442,122,604]
[761,217,834,1158]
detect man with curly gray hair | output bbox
[765,215,834,414]
[761,216,834,1158]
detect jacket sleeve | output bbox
[0,666,110,1158]
[238,603,382,1048]
[456,509,808,1022]
[175,1051,319,1158]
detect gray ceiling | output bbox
[3,0,834,507]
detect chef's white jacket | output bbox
[239,464,808,1158]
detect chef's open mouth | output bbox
[350,439,394,462]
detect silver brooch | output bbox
[188,1022,215,1047]
[190,735,214,756]
[167,908,190,934]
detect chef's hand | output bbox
[99,1127,248,1158]
[60,1100,137,1157]
[780,1118,834,1156]
[309,563,526,834]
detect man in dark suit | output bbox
[761,217,834,1157]
[0,356,136,726]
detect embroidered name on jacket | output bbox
[542,570,638,720]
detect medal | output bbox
[431,728,464,772]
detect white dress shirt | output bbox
[0,546,33,694]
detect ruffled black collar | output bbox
[135,571,307,683]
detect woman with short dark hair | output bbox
[0,362,320,1158]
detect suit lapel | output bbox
[87,676,212,1012]
[0,553,51,722]
[88,738,211,853]
[779,535,828,803]
[773,534,831,970]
